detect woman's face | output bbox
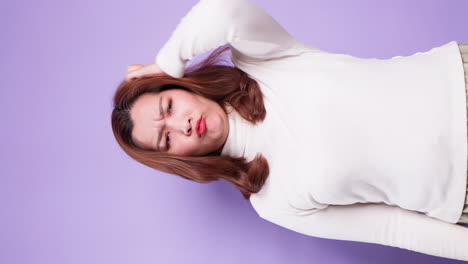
[129,89,229,156]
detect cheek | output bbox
[173,137,199,156]
[187,96,204,110]
[179,99,200,116]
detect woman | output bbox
[112,0,468,261]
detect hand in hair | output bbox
[126,63,163,81]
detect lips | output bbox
[196,116,206,137]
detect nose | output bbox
[167,116,192,136]
[185,118,192,135]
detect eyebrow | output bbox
[155,95,165,151]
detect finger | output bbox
[126,71,139,81]
[126,67,144,79]
[127,64,142,72]
[127,64,142,70]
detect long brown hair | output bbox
[111,44,269,200]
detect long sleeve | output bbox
[261,203,468,261]
[155,0,310,78]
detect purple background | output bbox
[2,0,467,263]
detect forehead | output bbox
[132,92,159,116]
[129,92,160,148]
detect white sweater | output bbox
[155,0,468,261]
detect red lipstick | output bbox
[196,116,206,137]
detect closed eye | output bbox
[165,132,170,150]
[165,98,172,150]
[167,99,172,114]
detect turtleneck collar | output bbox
[220,105,249,159]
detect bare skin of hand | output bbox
[126,63,164,81]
